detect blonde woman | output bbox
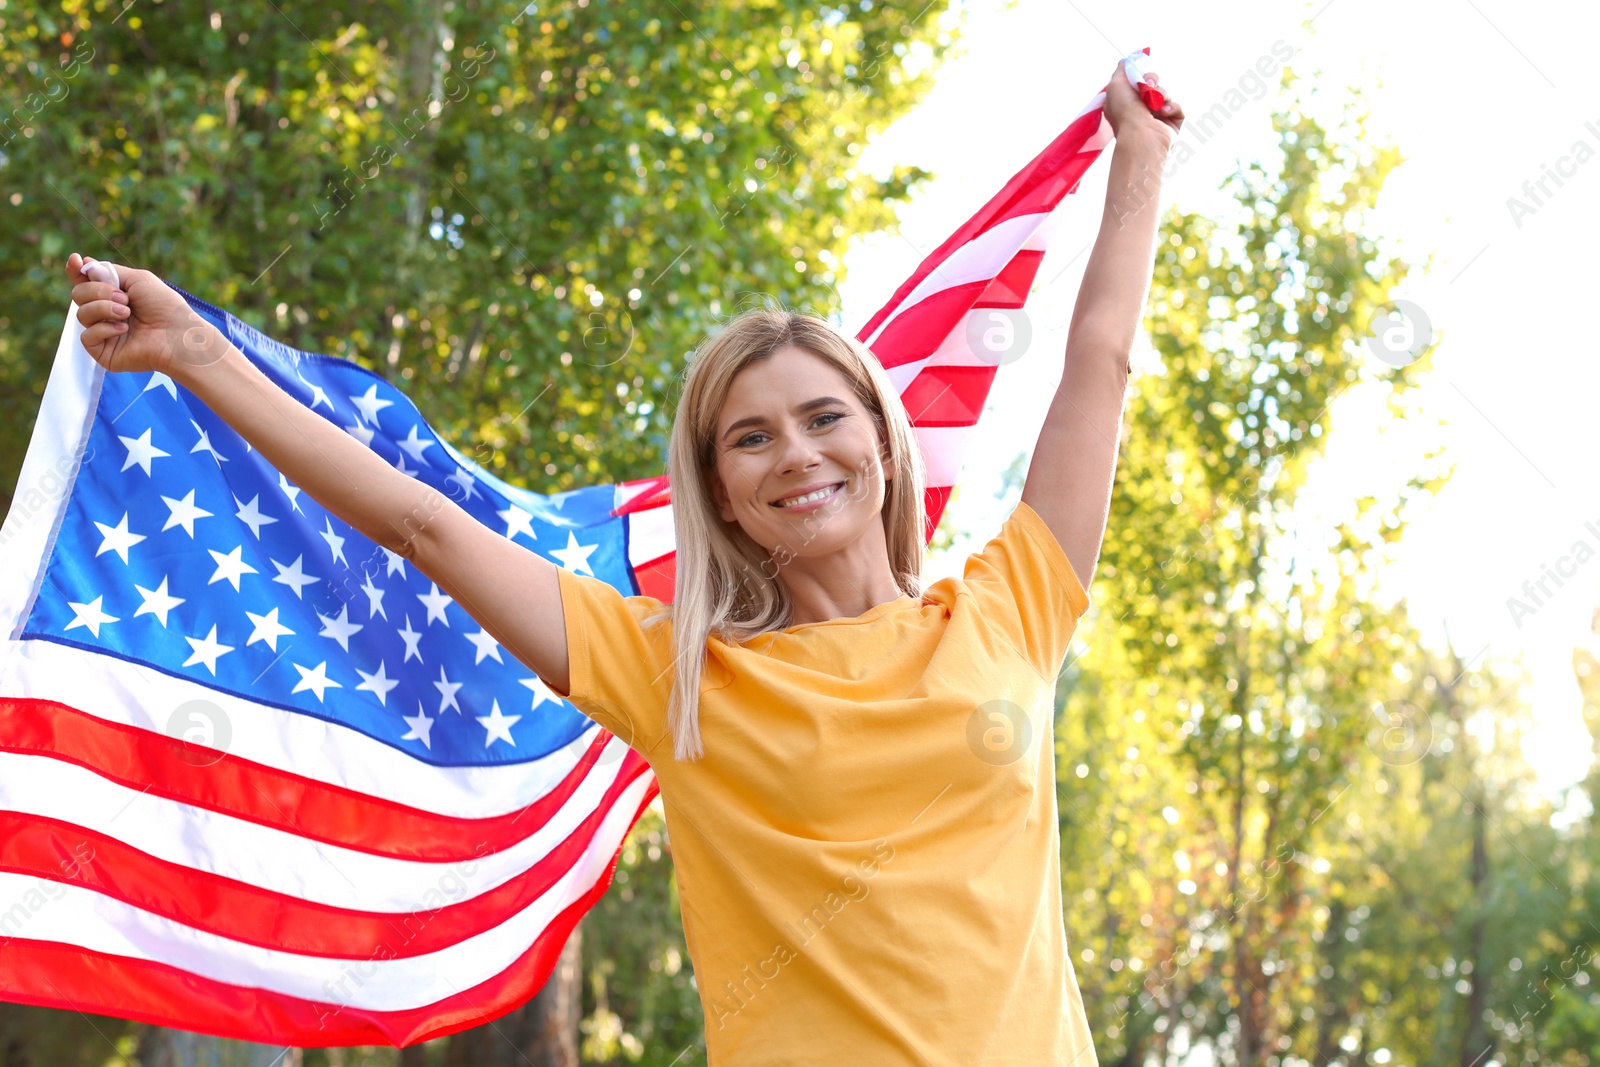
[64,62,1181,1067]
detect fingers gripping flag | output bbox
[0,57,1142,1047]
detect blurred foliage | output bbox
[0,0,953,1063]
[1052,68,1600,1067]
[0,0,948,507]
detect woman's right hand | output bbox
[65,251,212,378]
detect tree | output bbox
[1054,68,1439,1065]
[1,0,947,503]
[0,0,959,1062]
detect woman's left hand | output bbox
[1102,59,1184,148]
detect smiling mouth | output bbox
[771,482,845,508]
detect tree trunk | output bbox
[443,922,583,1067]
[1313,897,1352,1066]
[135,1028,303,1067]
[1458,790,1494,1067]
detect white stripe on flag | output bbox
[0,746,632,910]
[0,774,653,1012]
[861,213,1048,350]
[1,639,595,818]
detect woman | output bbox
[64,60,1181,1066]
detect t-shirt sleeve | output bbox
[961,499,1092,682]
[555,566,674,756]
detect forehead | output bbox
[717,346,856,425]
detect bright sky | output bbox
[835,0,1600,808]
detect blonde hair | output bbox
[642,306,928,761]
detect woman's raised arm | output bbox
[1020,61,1183,588]
[64,252,574,696]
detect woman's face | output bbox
[708,346,896,566]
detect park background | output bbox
[2,0,1599,1065]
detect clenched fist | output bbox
[64,252,222,378]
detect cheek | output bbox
[718,456,763,502]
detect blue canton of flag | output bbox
[22,286,633,767]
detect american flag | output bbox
[0,61,1135,1047]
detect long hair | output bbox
[642,306,928,761]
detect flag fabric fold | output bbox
[0,66,1130,1047]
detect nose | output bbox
[775,427,823,477]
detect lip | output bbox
[770,480,846,510]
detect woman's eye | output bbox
[735,413,843,448]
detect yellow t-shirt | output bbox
[556,500,1096,1066]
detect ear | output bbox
[880,434,897,485]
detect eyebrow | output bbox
[721,396,848,442]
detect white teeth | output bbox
[775,483,843,508]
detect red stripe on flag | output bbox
[631,553,676,602]
[855,107,1107,344]
[0,698,614,861]
[0,758,651,958]
[0,779,657,1048]
[870,281,995,370]
[899,366,997,428]
[981,248,1046,309]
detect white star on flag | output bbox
[233,494,278,538]
[182,625,234,675]
[397,425,435,464]
[277,471,302,512]
[133,577,185,627]
[232,495,278,537]
[396,616,423,663]
[290,660,341,702]
[316,604,364,651]
[319,518,348,566]
[519,674,563,712]
[477,700,521,748]
[117,428,169,475]
[299,372,333,412]
[359,574,387,619]
[190,420,228,464]
[550,531,599,576]
[245,607,294,652]
[142,371,177,398]
[498,505,537,542]
[355,661,399,706]
[417,582,453,626]
[64,595,118,638]
[269,555,319,599]
[465,630,504,665]
[161,489,213,536]
[401,705,434,749]
[433,666,463,714]
[94,513,146,564]
[348,384,394,426]
[207,546,258,592]
[446,467,480,502]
